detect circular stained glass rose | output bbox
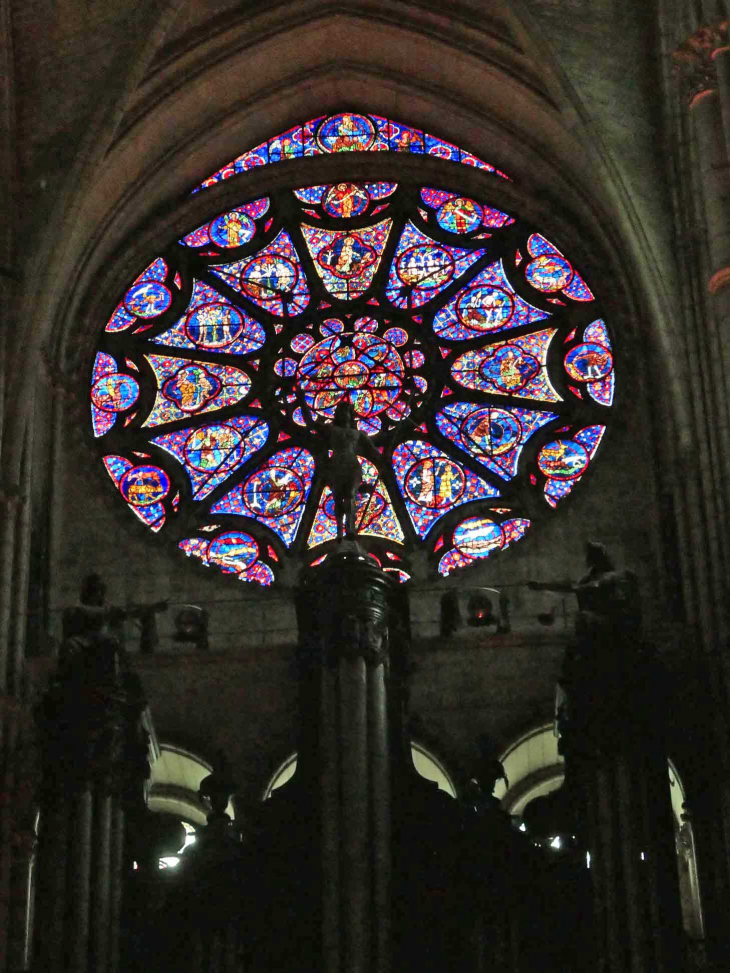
[91,112,614,586]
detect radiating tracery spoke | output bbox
[91,112,614,586]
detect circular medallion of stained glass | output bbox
[91,373,139,412]
[456,286,513,332]
[209,211,255,248]
[525,254,573,292]
[119,466,170,506]
[462,408,522,456]
[405,457,465,508]
[92,111,614,585]
[186,304,244,348]
[436,197,482,234]
[479,345,539,392]
[317,235,376,279]
[207,532,258,573]
[317,113,376,152]
[124,281,171,318]
[241,255,298,300]
[184,425,244,473]
[564,343,613,382]
[454,517,504,557]
[397,245,454,289]
[297,333,405,421]
[244,467,304,517]
[537,440,590,479]
[323,183,370,218]
[163,365,222,412]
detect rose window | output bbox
[89,112,615,586]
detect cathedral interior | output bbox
[1,0,730,971]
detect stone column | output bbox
[673,23,730,960]
[295,545,397,973]
[34,641,151,973]
[559,630,683,973]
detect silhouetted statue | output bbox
[300,399,373,541]
[528,541,641,641]
[61,573,167,678]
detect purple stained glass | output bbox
[322,183,370,218]
[302,219,392,301]
[434,260,550,340]
[95,121,612,584]
[386,223,483,309]
[152,416,268,500]
[152,281,265,356]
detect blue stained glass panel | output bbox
[152,415,269,499]
[435,402,558,480]
[210,230,310,317]
[433,260,550,340]
[210,447,315,546]
[152,281,266,355]
[386,223,484,309]
[450,328,561,402]
[392,439,499,538]
[142,355,251,427]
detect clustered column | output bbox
[296,547,396,973]
[559,627,683,973]
[673,19,730,961]
[33,646,150,973]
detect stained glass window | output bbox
[90,112,614,585]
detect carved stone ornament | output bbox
[673,21,729,104]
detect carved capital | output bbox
[674,21,729,105]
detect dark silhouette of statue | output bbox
[61,573,167,679]
[528,541,641,641]
[300,399,374,541]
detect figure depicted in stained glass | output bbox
[323,183,370,218]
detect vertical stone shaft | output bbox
[70,787,93,973]
[35,799,69,973]
[320,665,340,973]
[369,662,391,973]
[339,655,369,973]
[90,791,112,973]
[108,804,125,973]
[297,549,395,973]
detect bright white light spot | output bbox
[519,822,527,833]
[180,833,196,852]
[159,856,180,869]
[640,852,646,861]
[550,836,562,849]
[586,851,591,869]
